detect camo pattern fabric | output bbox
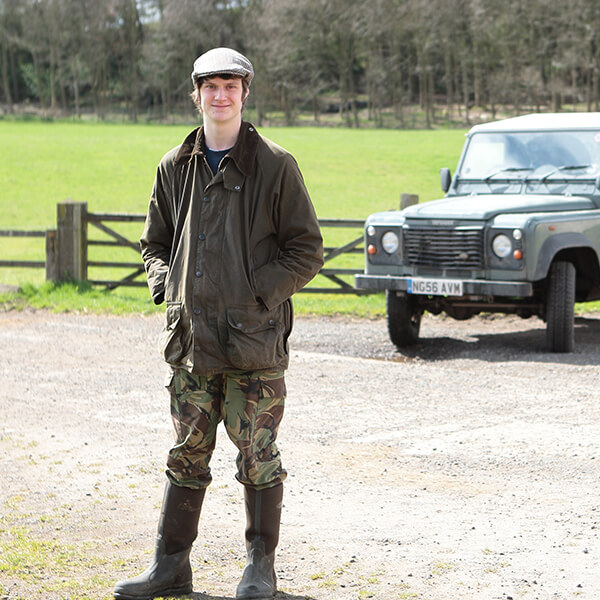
[165,367,287,490]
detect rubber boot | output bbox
[236,483,283,600]
[113,482,206,600]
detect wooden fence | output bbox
[1,200,371,295]
[0,229,47,270]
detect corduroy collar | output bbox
[174,121,259,177]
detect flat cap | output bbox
[191,47,254,85]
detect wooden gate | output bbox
[2,201,370,295]
[86,211,147,289]
[85,207,369,294]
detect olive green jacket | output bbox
[140,122,324,375]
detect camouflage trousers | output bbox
[165,367,287,490]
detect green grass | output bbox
[0,120,464,228]
[0,120,464,315]
[1,120,598,316]
[0,280,388,317]
[0,528,118,600]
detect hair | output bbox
[190,73,250,113]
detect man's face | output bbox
[199,76,247,125]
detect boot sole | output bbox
[235,587,276,600]
[113,582,192,600]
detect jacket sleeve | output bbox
[253,155,324,310]
[140,159,175,305]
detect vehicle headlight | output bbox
[381,231,400,254]
[492,234,512,258]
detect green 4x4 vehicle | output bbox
[355,113,600,352]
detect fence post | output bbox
[45,229,58,281]
[55,200,87,282]
[400,193,419,209]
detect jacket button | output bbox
[236,322,243,328]
[268,319,275,326]
[198,234,206,240]
[195,271,202,277]
[203,196,210,202]
[234,185,241,191]
[194,308,200,315]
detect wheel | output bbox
[386,290,423,348]
[545,260,575,352]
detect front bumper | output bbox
[355,274,533,297]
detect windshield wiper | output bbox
[484,167,532,181]
[540,164,592,182]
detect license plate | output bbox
[407,278,463,296]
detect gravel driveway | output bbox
[0,310,598,600]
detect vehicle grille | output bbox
[403,226,484,269]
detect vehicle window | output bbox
[460,133,529,177]
[460,131,600,179]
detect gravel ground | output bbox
[0,310,599,600]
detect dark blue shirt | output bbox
[205,147,231,175]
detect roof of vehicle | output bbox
[469,112,600,134]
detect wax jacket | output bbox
[140,122,324,375]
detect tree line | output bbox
[2,0,600,127]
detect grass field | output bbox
[0,120,466,315]
[1,121,465,225]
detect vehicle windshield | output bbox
[461,130,600,178]
[456,131,600,194]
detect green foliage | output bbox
[18,63,43,100]
[3,0,598,127]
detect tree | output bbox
[3,0,600,124]
[0,0,18,112]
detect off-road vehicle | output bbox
[355,113,600,352]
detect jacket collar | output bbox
[174,121,259,178]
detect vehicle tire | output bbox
[386,290,423,348]
[545,260,575,353]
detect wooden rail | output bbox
[0,229,51,271]
[86,211,369,293]
[1,202,372,295]
[299,218,367,294]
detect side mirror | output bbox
[440,168,452,193]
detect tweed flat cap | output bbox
[191,47,254,85]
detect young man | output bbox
[113,48,323,600]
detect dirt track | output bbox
[0,310,599,600]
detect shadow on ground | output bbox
[183,593,317,600]
[399,315,600,364]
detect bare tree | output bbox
[0,0,17,112]
[3,0,600,124]
[116,0,143,121]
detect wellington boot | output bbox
[235,483,283,600]
[113,482,205,600]
[236,538,276,599]
[113,538,192,600]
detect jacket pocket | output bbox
[225,305,287,371]
[159,302,189,365]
